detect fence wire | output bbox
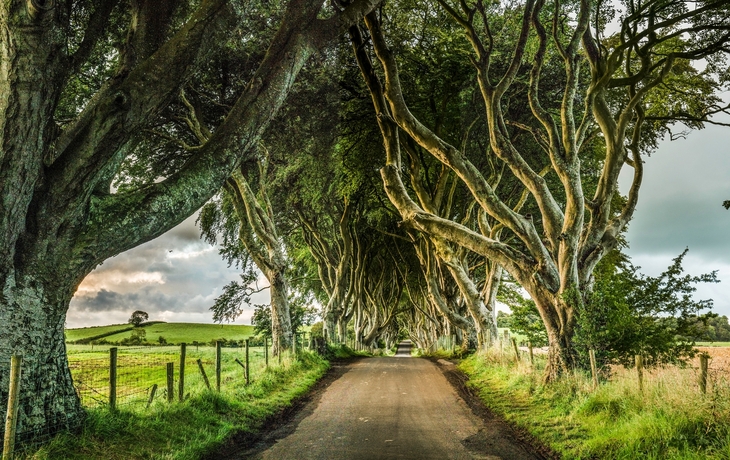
[1,337,311,456]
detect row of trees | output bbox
[1,0,728,438]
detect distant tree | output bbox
[309,322,324,339]
[128,310,149,327]
[496,311,512,329]
[121,328,147,346]
[158,336,168,345]
[694,315,730,342]
[498,286,548,347]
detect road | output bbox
[241,342,540,459]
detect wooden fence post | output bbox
[293,333,297,357]
[635,355,644,393]
[215,341,222,392]
[109,347,117,410]
[178,343,186,401]
[265,336,269,367]
[146,384,158,409]
[528,342,534,366]
[3,355,22,460]
[699,353,709,394]
[166,363,174,402]
[245,339,250,386]
[589,349,599,390]
[197,359,211,390]
[511,338,521,362]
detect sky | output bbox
[619,118,730,317]
[66,120,730,328]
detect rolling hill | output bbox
[66,322,256,345]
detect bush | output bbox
[576,249,717,369]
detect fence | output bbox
[426,332,722,397]
[1,334,311,458]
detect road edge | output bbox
[205,357,360,460]
[431,358,561,460]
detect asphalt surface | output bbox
[244,341,540,459]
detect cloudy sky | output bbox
[620,117,730,316]
[67,215,265,328]
[66,117,730,328]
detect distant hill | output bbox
[66,322,256,345]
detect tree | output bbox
[128,311,149,327]
[200,150,295,355]
[251,295,318,338]
[575,249,718,368]
[0,0,382,438]
[351,0,730,380]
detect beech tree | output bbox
[0,0,381,438]
[353,0,730,380]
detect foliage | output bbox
[696,315,730,342]
[209,270,260,324]
[576,250,718,368]
[309,322,324,339]
[120,328,147,346]
[127,311,149,327]
[251,294,318,337]
[498,284,549,347]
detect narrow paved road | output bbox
[244,342,539,459]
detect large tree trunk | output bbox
[0,274,84,439]
[530,287,578,382]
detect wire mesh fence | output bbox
[66,340,303,410]
[1,335,312,457]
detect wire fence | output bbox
[1,335,312,457]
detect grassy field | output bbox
[66,322,256,345]
[456,345,730,459]
[65,324,135,342]
[66,343,281,409]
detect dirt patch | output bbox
[204,358,358,460]
[432,358,560,460]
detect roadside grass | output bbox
[459,348,730,459]
[696,342,730,347]
[67,323,256,345]
[24,351,329,460]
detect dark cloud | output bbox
[623,119,730,315]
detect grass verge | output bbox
[24,351,329,460]
[459,348,730,459]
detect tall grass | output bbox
[459,347,730,459]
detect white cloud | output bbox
[67,214,260,328]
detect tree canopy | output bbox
[1,0,729,440]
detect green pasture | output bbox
[66,322,256,345]
[64,324,133,342]
[67,344,277,409]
